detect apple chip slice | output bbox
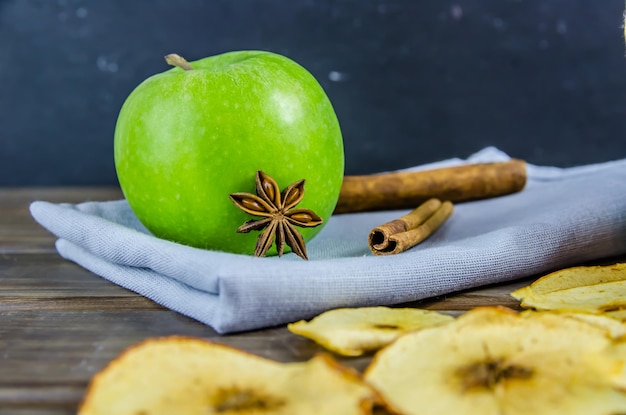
[606,309,626,321]
[79,336,380,415]
[511,263,626,312]
[288,306,454,356]
[365,306,626,415]
[521,310,626,339]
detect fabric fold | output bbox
[29,148,626,333]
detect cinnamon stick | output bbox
[368,199,454,255]
[369,198,443,249]
[334,159,526,214]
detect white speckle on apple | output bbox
[271,91,301,124]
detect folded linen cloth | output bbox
[30,147,626,333]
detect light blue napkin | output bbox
[30,147,626,333]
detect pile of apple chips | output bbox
[79,263,626,415]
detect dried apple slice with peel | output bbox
[511,263,626,312]
[365,307,626,415]
[78,336,380,415]
[288,306,454,356]
[520,310,626,339]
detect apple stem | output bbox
[165,53,194,71]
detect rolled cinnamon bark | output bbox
[335,159,526,214]
[369,198,443,250]
[369,199,454,255]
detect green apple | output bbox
[114,50,344,256]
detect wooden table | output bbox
[1,187,612,414]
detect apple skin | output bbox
[114,51,344,255]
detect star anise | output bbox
[229,171,323,260]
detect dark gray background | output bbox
[2,0,626,186]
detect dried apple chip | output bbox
[365,306,626,415]
[79,336,380,415]
[288,306,454,356]
[511,263,626,312]
[606,309,626,322]
[521,310,626,339]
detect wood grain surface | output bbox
[0,187,617,414]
